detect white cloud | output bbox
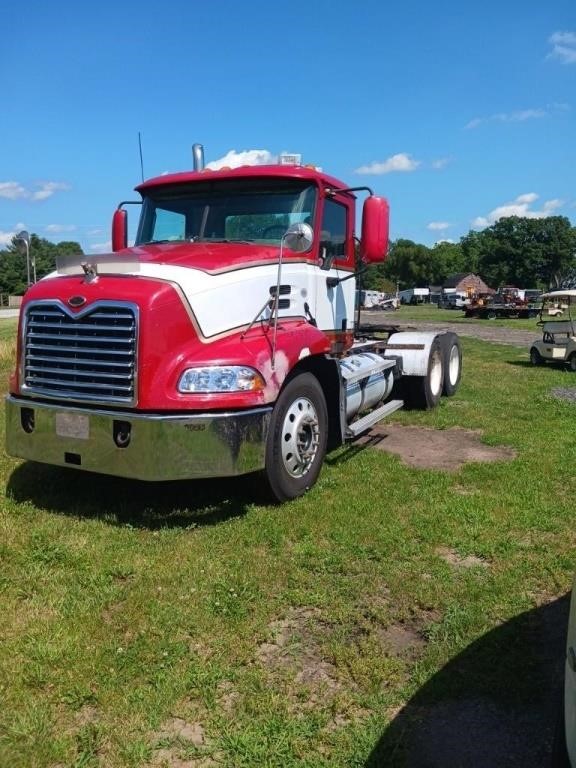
[436,238,455,244]
[472,193,564,227]
[427,221,451,231]
[0,181,28,200]
[515,192,539,205]
[45,224,77,233]
[90,240,112,253]
[206,149,276,170]
[0,230,16,246]
[548,31,576,64]
[0,180,70,201]
[32,181,70,201]
[431,157,450,170]
[0,222,29,247]
[354,153,420,175]
[466,108,547,129]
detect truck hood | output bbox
[128,240,302,273]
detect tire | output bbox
[262,373,328,502]
[486,310,497,320]
[530,347,544,366]
[440,333,462,396]
[569,354,576,373]
[403,336,444,410]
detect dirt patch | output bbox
[374,623,427,656]
[149,717,216,768]
[215,680,239,713]
[256,607,339,695]
[360,424,516,471]
[436,546,490,569]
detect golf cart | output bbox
[529,290,576,371]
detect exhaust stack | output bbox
[192,143,204,171]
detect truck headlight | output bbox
[178,366,265,393]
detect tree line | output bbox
[0,235,83,296]
[364,215,576,293]
[1,215,575,297]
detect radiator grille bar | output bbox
[23,302,138,405]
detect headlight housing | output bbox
[178,366,265,393]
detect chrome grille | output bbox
[23,302,137,404]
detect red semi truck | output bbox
[5,146,462,501]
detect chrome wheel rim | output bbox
[430,350,443,396]
[448,345,460,385]
[281,396,320,478]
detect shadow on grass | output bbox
[508,359,565,369]
[325,434,385,467]
[366,593,570,768]
[6,461,260,528]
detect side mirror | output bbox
[112,208,128,252]
[283,222,313,253]
[360,196,389,263]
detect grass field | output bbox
[1,316,575,766]
[382,303,541,330]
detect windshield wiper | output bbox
[145,239,185,244]
[200,238,254,244]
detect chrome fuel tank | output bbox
[340,352,395,420]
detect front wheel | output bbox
[568,354,576,373]
[262,373,328,502]
[530,347,544,366]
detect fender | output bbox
[386,331,443,376]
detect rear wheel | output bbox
[262,373,328,502]
[568,354,576,373]
[486,309,497,320]
[440,333,462,396]
[403,336,444,410]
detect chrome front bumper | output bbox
[5,396,271,481]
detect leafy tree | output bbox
[0,235,83,295]
[429,241,467,284]
[379,239,434,289]
[460,216,576,290]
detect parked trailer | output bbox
[5,146,462,502]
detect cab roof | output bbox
[136,164,351,195]
[541,289,576,300]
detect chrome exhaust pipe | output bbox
[192,143,204,171]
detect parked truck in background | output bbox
[5,145,462,501]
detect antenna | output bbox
[138,132,144,182]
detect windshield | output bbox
[135,179,317,247]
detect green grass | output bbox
[1,318,575,766]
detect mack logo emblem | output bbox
[68,296,87,307]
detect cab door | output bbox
[314,196,356,346]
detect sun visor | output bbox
[56,252,141,277]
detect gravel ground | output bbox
[360,311,537,348]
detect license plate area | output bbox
[56,412,90,439]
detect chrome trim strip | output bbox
[5,396,271,480]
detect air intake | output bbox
[22,301,138,405]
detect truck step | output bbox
[346,399,404,439]
[341,357,396,385]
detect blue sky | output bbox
[1,0,574,254]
